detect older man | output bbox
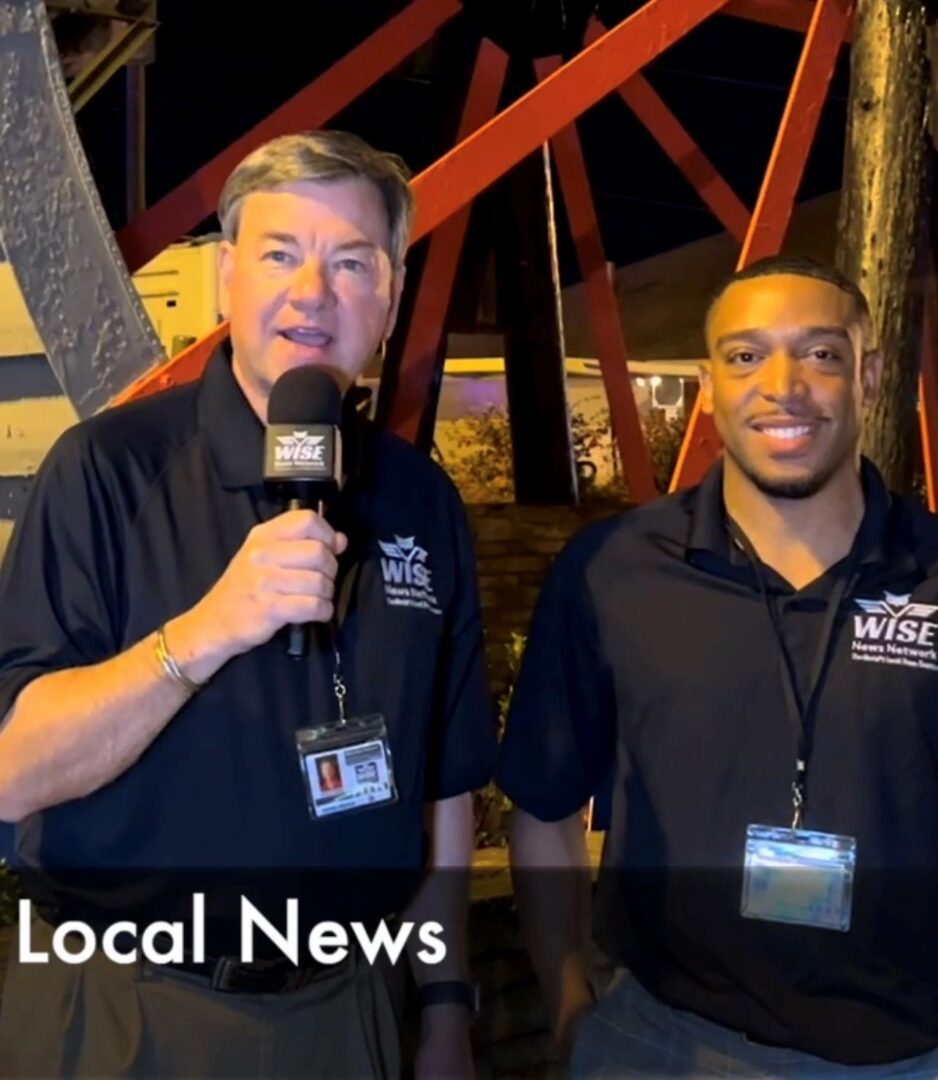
[0,131,494,1078]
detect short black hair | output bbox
[705,255,872,336]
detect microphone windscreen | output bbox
[264,368,344,490]
[266,366,342,426]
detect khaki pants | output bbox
[0,919,402,1079]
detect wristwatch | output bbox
[416,980,480,1017]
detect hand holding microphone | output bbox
[263,366,346,657]
[190,510,347,657]
[175,368,347,668]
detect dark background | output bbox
[75,0,850,283]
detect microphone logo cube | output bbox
[265,425,338,482]
[275,431,326,465]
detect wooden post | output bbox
[836,0,931,493]
[494,137,577,505]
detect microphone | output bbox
[265,367,343,658]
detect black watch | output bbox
[416,980,480,1017]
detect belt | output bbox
[157,953,348,994]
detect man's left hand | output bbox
[415,1005,474,1080]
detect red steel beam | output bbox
[919,270,938,513]
[586,18,750,244]
[385,40,509,443]
[110,321,231,407]
[669,0,853,491]
[116,0,462,273]
[411,0,733,244]
[536,56,658,504]
[722,0,819,33]
[114,0,732,407]
[739,0,852,264]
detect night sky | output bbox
[75,1,850,284]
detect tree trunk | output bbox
[836,0,931,494]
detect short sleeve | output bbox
[0,426,122,720]
[497,534,615,821]
[423,485,497,800]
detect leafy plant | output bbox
[439,404,688,505]
[474,632,526,848]
[432,408,515,504]
[642,411,688,493]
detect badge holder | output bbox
[732,531,859,933]
[741,822,856,932]
[295,653,398,820]
[741,771,856,933]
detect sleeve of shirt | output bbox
[0,425,123,721]
[497,531,615,822]
[423,483,497,801]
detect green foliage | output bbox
[439,405,688,504]
[642,411,689,493]
[473,632,526,848]
[433,408,515,504]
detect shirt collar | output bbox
[198,345,368,491]
[685,456,918,579]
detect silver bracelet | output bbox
[155,624,204,694]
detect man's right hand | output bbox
[171,510,349,675]
[0,511,349,820]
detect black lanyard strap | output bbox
[731,524,858,828]
[327,559,363,726]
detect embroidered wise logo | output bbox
[851,592,938,671]
[274,431,326,464]
[378,535,442,615]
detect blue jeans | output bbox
[571,970,938,1079]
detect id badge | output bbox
[295,714,398,820]
[741,824,856,932]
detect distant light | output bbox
[650,375,662,389]
[636,377,646,387]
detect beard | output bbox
[724,442,849,500]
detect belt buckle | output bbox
[210,956,240,992]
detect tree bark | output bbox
[836,0,931,494]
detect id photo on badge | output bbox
[301,732,397,818]
[315,753,344,794]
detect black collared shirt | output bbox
[499,459,938,1065]
[0,351,495,891]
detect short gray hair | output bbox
[218,130,414,267]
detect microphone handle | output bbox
[286,495,325,659]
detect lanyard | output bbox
[731,524,858,829]
[282,496,362,726]
[327,559,362,726]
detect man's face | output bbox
[218,178,403,407]
[700,273,880,499]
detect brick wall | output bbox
[466,500,627,694]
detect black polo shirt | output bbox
[0,350,494,910]
[499,459,938,1065]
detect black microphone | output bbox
[265,367,343,659]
